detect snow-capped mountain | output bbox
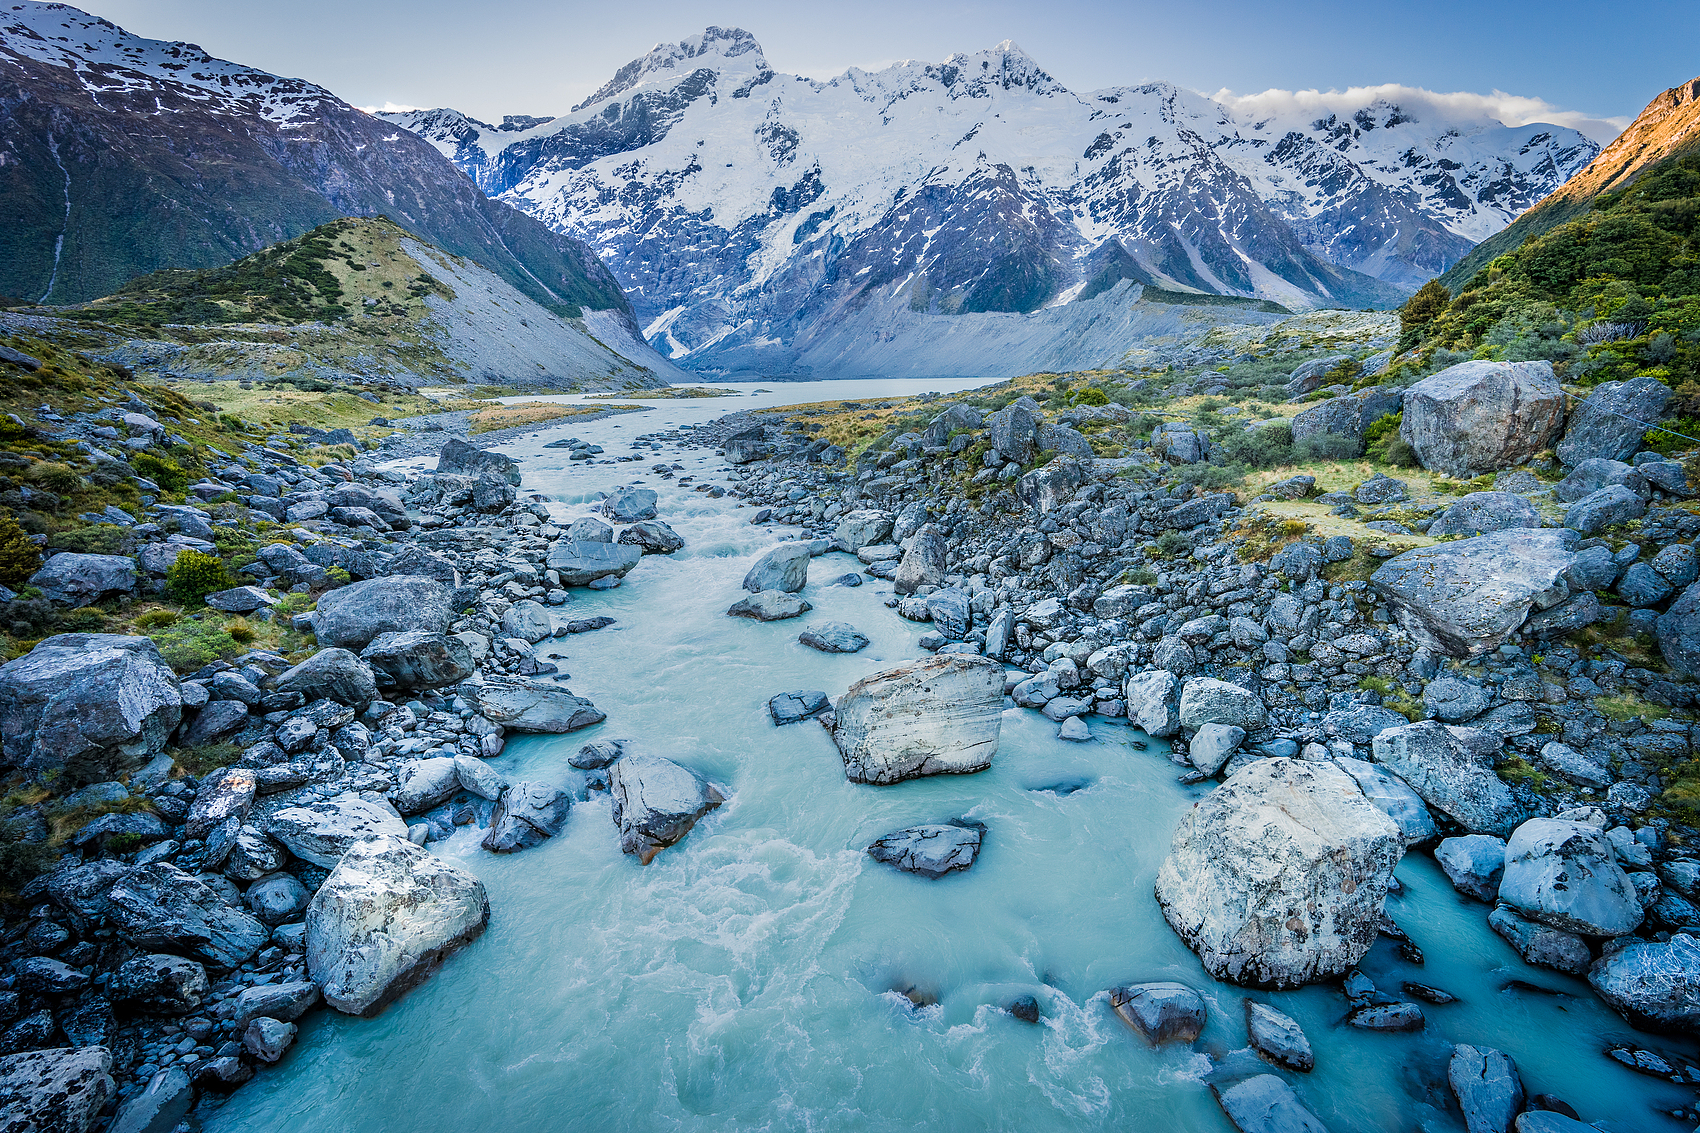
[0,0,643,360]
[383,29,1599,375]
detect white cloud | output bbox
[1211,83,1630,144]
[357,101,426,115]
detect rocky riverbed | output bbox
[4,362,1700,1133]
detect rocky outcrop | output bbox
[1498,818,1643,936]
[0,1046,114,1133]
[1370,529,1578,657]
[1155,758,1403,988]
[609,755,726,864]
[311,576,454,651]
[866,822,983,878]
[1399,360,1565,477]
[471,677,605,732]
[1556,376,1671,466]
[1371,722,1523,837]
[1588,932,1700,1034]
[0,634,181,784]
[307,834,490,1015]
[436,439,520,484]
[832,656,1004,784]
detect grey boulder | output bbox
[1215,1074,1330,1133]
[1554,457,1644,502]
[833,655,1004,784]
[392,757,461,815]
[1246,1000,1314,1072]
[768,690,830,725]
[1428,493,1541,538]
[482,780,571,853]
[799,622,869,653]
[1564,485,1645,535]
[307,834,490,1015]
[727,591,812,621]
[1177,677,1267,729]
[1435,835,1507,902]
[27,552,137,606]
[609,755,726,864]
[109,1067,192,1133]
[1657,581,1700,677]
[618,520,685,554]
[1155,759,1403,988]
[1399,360,1565,477]
[1123,670,1180,737]
[204,585,277,614]
[1109,982,1206,1044]
[106,862,268,969]
[1332,756,1438,846]
[0,1046,114,1133]
[359,631,475,690]
[1371,721,1522,837]
[1370,529,1577,657]
[472,677,606,732]
[266,794,409,868]
[601,486,658,522]
[436,438,520,484]
[1557,375,1671,466]
[110,955,209,1015]
[866,822,983,878]
[1449,1045,1524,1133]
[1498,818,1643,936]
[1587,932,1700,1034]
[1488,905,1592,975]
[742,541,811,593]
[274,648,378,708]
[0,634,181,783]
[312,576,453,651]
[894,524,948,596]
[835,510,893,550]
[545,540,642,586]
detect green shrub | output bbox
[1154,531,1191,557]
[1362,413,1402,461]
[1295,433,1362,461]
[1072,387,1109,406]
[47,525,125,556]
[166,550,231,605]
[148,614,244,673]
[1220,425,1293,469]
[26,462,81,495]
[0,515,42,585]
[1384,438,1422,468]
[0,836,57,893]
[131,453,188,494]
[1123,567,1159,586]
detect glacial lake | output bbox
[211,379,1696,1133]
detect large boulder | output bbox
[1657,581,1700,677]
[436,438,520,485]
[609,755,726,864]
[472,677,605,732]
[1290,387,1403,453]
[1123,670,1180,737]
[1564,484,1645,535]
[307,834,489,1016]
[274,648,378,708]
[1177,677,1267,729]
[893,524,947,596]
[727,591,812,621]
[110,955,209,1015]
[545,541,641,587]
[1370,722,1522,837]
[1448,1045,1524,1133]
[617,521,685,555]
[1399,360,1565,477]
[0,1046,114,1133]
[312,576,453,651]
[1587,932,1700,1034]
[1427,492,1541,538]
[601,486,658,522]
[0,634,181,783]
[1215,1074,1330,1133]
[1554,457,1644,502]
[481,780,571,853]
[1014,458,1089,514]
[1154,758,1403,988]
[1557,375,1672,466]
[1370,529,1578,657]
[987,399,1042,464]
[866,822,983,878]
[835,510,893,551]
[106,863,268,969]
[832,656,1004,785]
[722,426,772,464]
[359,631,475,690]
[742,542,811,593]
[266,794,409,867]
[1498,818,1643,936]
[1332,756,1438,846]
[27,553,137,607]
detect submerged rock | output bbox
[1109,982,1206,1045]
[1155,758,1403,988]
[866,822,983,878]
[307,834,490,1016]
[832,656,1004,784]
[609,755,726,864]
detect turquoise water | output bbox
[211,383,1697,1132]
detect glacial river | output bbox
[212,379,1695,1133]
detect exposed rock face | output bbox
[266,794,409,868]
[1370,529,1578,657]
[609,755,726,864]
[1399,360,1565,477]
[312,576,453,651]
[27,553,137,607]
[0,634,181,784]
[274,648,378,708]
[307,834,490,1016]
[472,677,605,732]
[866,822,983,878]
[832,656,1004,784]
[1109,982,1206,1044]
[437,439,520,484]
[545,541,642,586]
[359,631,476,690]
[1371,721,1522,837]
[742,542,811,593]
[1557,375,1672,466]
[106,863,269,969]
[0,1046,114,1133]
[1155,758,1403,988]
[1498,818,1643,936]
[1427,492,1541,538]
[1588,932,1700,1034]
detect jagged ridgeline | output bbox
[1400,152,1699,412]
[70,218,454,327]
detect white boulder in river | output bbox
[307,834,490,1016]
[1498,818,1643,936]
[1155,758,1403,988]
[832,656,1004,784]
[609,755,726,864]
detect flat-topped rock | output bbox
[867,822,983,878]
[832,655,1004,784]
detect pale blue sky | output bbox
[90,0,1695,136]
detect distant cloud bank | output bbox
[1212,83,1630,144]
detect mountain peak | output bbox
[572,26,769,112]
